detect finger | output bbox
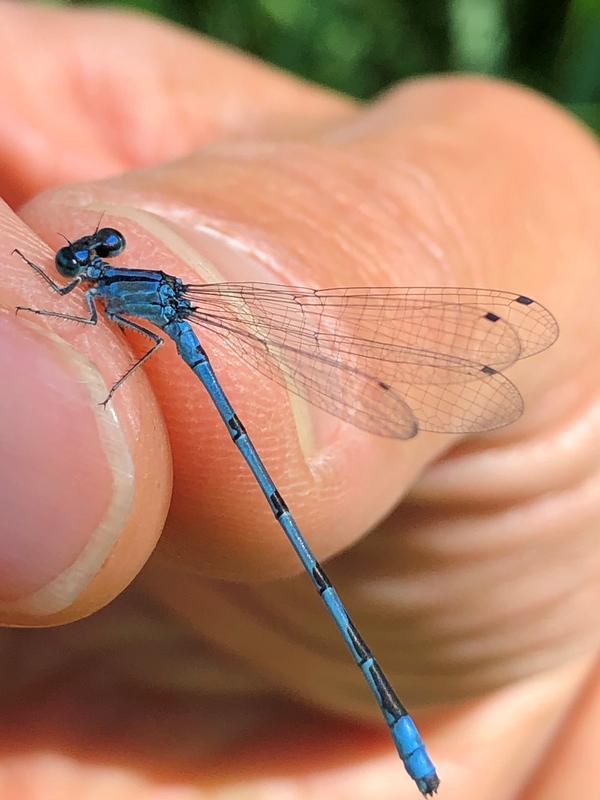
[15,76,600,583]
[18,76,597,571]
[0,1,353,205]
[0,201,172,626]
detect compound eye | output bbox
[95,227,126,257]
[55,246,83,277]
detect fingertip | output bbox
[0,205,172,625]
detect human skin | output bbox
[1,3,600,798]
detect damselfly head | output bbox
[54,228,126,277]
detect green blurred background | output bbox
[65,0,599,134]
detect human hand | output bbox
[1,4,600,798]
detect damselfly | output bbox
[14,226,559,795]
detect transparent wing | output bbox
[183,283,556,438]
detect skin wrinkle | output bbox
[401,600,595,673]
[315,162,438,274]
[86,203,230,284]
[419,566,598,651]
[368,164,460,269]
[335,128,487,280]
[365,557,599,654]
[257,557,595,665]
[417,435,599,510]
[255,147,458,284]
[1,593,269,698]
[429,619,598,685]
[256,605,583,705]
[404,468,600,564]
[138,151,421,287]
[104,187,315,285]
[185,144,480,290]
[246,444,595,664]
[372,109,568,294]
[317,146,476,277]
[145,562,442,715]
[410,388,600,515]
[284,500,589,692]
[361,523,600,634]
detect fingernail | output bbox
[0,313,133,616]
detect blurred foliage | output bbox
[67,0,600,132]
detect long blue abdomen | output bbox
[163,319,439,796]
